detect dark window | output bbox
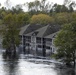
[25,43,29,46]
[36,37,41,43]
[46,38,52,41]
[46,46,50,49]
[43,38,46,43]
[38,45,42,48]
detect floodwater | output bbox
[0,48,75,75]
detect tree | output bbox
[30,14,54,25]
[40,0,51,13]
[11,5,23,14]
[26,0,51,14]
[4,0,12,9]
[54,22,76,67]
[51,4,69,13]
[70,12,76,22]
[2,13,20,55]
[17,13,30,26]
[63,0,76,12]
[55,12,70,25]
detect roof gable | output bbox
[24,24,45,34]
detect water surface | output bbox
[0,49,75,75]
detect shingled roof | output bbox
[19,24,30,35]
[23,24,45,34]
[43,25,60,37]
[25,25,49,37]
[19,24,60,38]
[44,32,58,39]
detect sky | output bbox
[0,0,65,6]
[0,0,76,11]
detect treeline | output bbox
[0,8,76,26]
[26,0,75,15]
[0,0,76,25]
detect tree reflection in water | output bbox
[2,52,19,75]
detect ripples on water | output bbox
[0,49,75,75]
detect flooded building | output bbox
[19,24,60,56]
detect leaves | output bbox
[55,12,69,25]
[30,14,54,25]
[2,13,20,49]
[54,22,76,65]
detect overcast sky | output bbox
[0,0,76,11]
[0,0,65,6]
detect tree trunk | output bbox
[5,41,16,59]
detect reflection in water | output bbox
[2,52,19,75]
[0,49,75,75]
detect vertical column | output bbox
[22,35,23,49]
[23,35,25,53]
[42,38,46,57]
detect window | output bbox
[25,36,31,42]
[46,39,52,45]
[25,43,29,46]
[38,45,42,48]
[36,37,41,43]
[46,46,50,49]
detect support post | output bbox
[42,38,46,57]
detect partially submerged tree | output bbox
[54,22,76,67]
[2,14,20,54]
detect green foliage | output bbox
[55,12,70,25]
[2,13,20,49]
[52,4,69,13]
[54,22,76,65]
[30,14,54,25]
[70,12,76,22]
[17,13,30,26]
[2,12,31,49]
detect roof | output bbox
[36,25,49,37]
[43,25,60,37]
[19,24,60,38]
[44,32,58,39]
[19,24,30,35]
[25,25,49,37]
[23,24,45,34]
